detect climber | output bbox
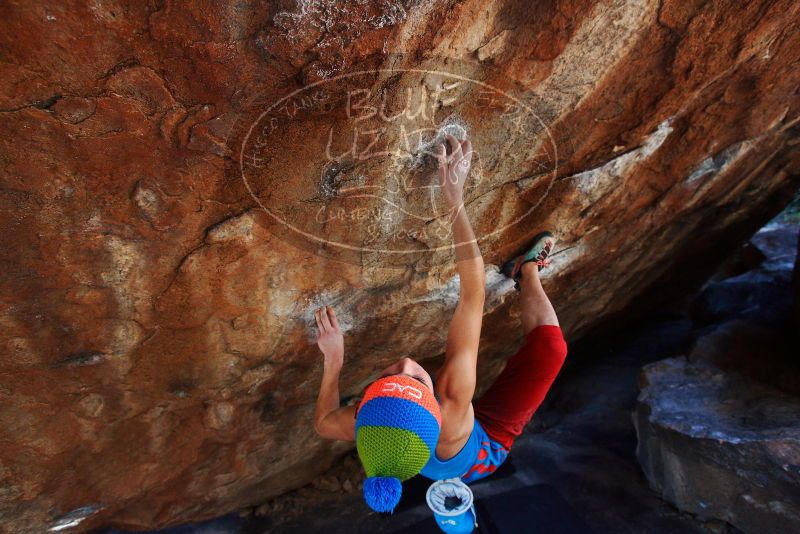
[313,134,568,514]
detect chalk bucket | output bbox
[425,478,477,534]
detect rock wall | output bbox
[1,0,799,531]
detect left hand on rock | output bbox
[315,305,344,368]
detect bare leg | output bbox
[473,260,566,451]
[519,262,559,334]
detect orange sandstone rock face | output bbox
[0,0,799,531]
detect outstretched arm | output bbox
[435,136,486,407]
[313,305,356,441]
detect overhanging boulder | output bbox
[1,0,800,531]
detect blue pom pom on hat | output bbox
[363,476,403,513]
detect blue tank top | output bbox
[420,418,509,484]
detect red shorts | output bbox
[473,325,568,450]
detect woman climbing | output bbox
[313,134,568,514]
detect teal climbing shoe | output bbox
[502,231,556,290]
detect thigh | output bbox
[473,325,567,449]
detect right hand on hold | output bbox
[436,134,473,211]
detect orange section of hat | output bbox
[359,375,442,426]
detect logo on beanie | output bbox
[381,381,423,399]
[355,375,442,514]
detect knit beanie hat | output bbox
[355,374,442,513]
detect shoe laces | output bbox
[535,241,552,268]
[512,239,554,278]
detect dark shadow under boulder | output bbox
[635,221,800,533]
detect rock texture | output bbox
[794,218,800,332]
[1,0,799,532]
[635,223,800,533]
[634,339,800,533]
[691,221,798,326]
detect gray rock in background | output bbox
[794,220,800,335]
[634,354,800,533]
[635,221,800,533]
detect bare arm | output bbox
[313,305,356,441]
[435,136,486,406]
